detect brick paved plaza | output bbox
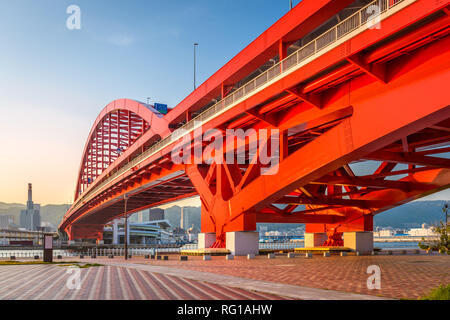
[0,264,286,300]
[0,253,448,300]
[82,253,449,300]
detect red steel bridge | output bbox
[59,0,450,254]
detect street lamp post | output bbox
[444,203,449,226]
[124,194,129,260]
[194,43,198,90]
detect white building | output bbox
[265,230,282,236]
[374,228,395,237]
[103,218,174,244]
[407,224,438,237]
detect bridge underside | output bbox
[61,0,450,254]
[188,35,450,250]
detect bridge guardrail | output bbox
[67,0,411,220]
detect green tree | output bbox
[421,284,450,300]
[418,203,449,254]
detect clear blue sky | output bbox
[0,0,447,204]
[0,0,294,111]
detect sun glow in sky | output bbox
[0,1,448,206]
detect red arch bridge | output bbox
[59,0,450,255]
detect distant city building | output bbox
[0,215,14,229]
[186,224,199,242]
[103,218,173,245]
[0,229,50,246]
[374,229,395,237]
[265,231,283,236]
[259,226,268,235]
[136,211,144,223]
[40,221,56,232]
[132,208,164,223]
[172,227,188,242]
[19,184,41,231]
[149,208,164,221]
[180,207,186,230]
[180,207,195,230]
[407,224,438,237]
[373,227,409,237]
[374,227,397,237]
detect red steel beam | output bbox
[228,37,450,216]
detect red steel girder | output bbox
[364,150,450,168]
[227,37,450,223]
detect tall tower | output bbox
[27,183,33,210]
[180,207,184,230]
[20,183,41,231]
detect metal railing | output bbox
[0,250,78,259]
[180,243,198,251]
[164,242,303,251]
[76,247,182,256]
[67,0,411,219]
[259,242,302,250]
[0,246,188,259]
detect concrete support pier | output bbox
[226,231,259,256]
[343,231,373,254]
[304,232,327,247]
[198,233,216,249]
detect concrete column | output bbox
[304,232,327,248]
[198,232,216,249]
[226,231,259,256]
[343,231,373,254]
[112,221,119,245]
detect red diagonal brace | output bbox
[346,53,387,84]
[286,86,322,109]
